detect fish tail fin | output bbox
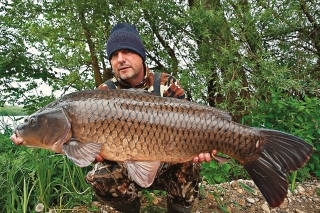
[244,129,313,208]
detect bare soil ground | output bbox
[70,179,320,213]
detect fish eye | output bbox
[29,117,36,126]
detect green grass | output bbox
[0,105,27,116]
[0,131,93,212]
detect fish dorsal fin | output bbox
[62,140,103,167]
[125,160,161,188]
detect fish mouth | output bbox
[10,130,25,145]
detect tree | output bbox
[0,0,319,118]
[1,2,319,209]
[187,0,319,120]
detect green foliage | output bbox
[0,131,93,212]
[201,159,250,185]
[141,190,166,213]
[243,91,320,180]
[201,160,231,184]
[289,171,298,192]
[1,0,319,121]
[22,95,56,115]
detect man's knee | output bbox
[85,161,140,212]
[162,163,202,212]
[86,161,201,212]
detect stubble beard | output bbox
[119,69,136,80]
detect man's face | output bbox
[110,50,144,81]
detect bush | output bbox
[243,91,320,180]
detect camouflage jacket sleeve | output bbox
[159,73,185,99]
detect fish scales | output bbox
[11,89,313,208]
[55,90,260,163]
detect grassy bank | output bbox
[0,105,28,116]
[0,131,94,213]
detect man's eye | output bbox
[110,54,117,60]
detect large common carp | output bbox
[11,89,313,207]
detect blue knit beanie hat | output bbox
[106,23,146,61]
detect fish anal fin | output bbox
[62,140,103,167]
[125,161,161,188]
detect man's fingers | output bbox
[193,153,211,163]
[192,150,219,163]
[211,150,218,156]
[203,153,211,162]
[198,153,206,162]
[192,156,199,163]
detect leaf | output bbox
[298,105,306,111]
[296,116,304,123]
[238,182,255,194]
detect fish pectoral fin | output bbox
[125,160,161,188]
[62,141,103,167]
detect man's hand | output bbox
[97,83,109,90]
[192,150,218,163]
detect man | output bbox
[85,23,217,213]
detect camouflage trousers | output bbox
[85,160,202,213]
